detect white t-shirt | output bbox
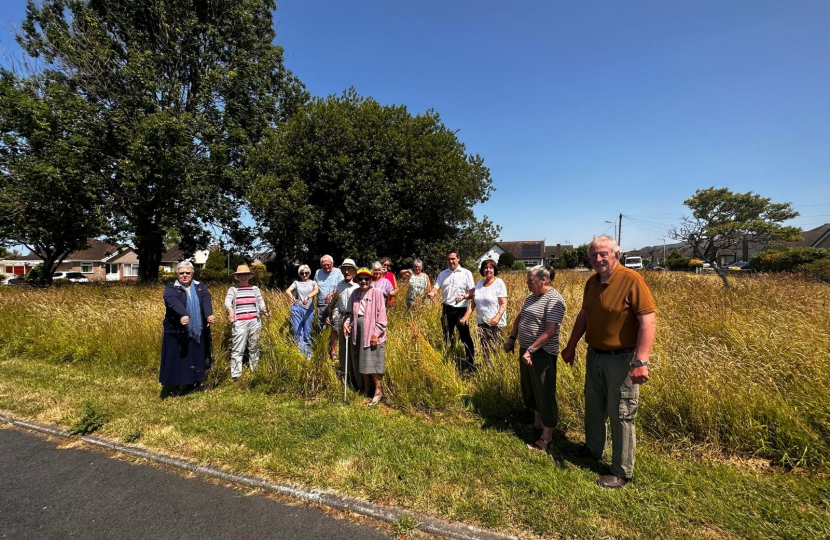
[434,266,475,307]
[473,278,508,326]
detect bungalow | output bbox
[0,239,209,281]
[476,241,574,268]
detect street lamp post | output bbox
[605,220,617,243]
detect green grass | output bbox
[1,272,829,538]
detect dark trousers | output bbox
[441,304,475,370]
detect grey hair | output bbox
[298,264,311,276]
[320,254,333,264]
[412,259,423,267]
[371,261,383,271]
[528,265,550,282]
[589,235,620,254]
[175,261,194,273]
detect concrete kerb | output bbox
[0,413,518,540]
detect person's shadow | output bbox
[479,415,607,475]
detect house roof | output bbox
[789,223,830,248]
[495,241,545,259]
[63,239,122,261]
[161,245,186,263]
[544,244,574,258]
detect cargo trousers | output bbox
[230,318,262,378]
[584,346,640,479]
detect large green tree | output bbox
[0,70,110,284]
[670,187,801,287]
[248,90,498,282]
[17,0,307,281]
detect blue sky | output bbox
[2,1,828,251]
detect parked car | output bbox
[624,256,643,270]
[728,261,749,271]
[646,261,662,270]
[2,276,27,285]
[52,271,90,283]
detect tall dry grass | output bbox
[1,270,828,468]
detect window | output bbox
[124,263,139,277]
[81,262,93,274]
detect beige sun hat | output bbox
[233,264,253,275]
[340,258,357,269]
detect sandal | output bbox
[368,394,383,407]
[527,438,552,451]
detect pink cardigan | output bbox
[348,288,387,348]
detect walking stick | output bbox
[344,335,350,403]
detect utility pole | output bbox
[662,238,666,262]
[618,213,622,247]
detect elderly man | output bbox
[428,249,476,371]
[327,258,361,389]
[561,235,656,489]
[314,255,343,334]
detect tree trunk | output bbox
[134,233,165,283]
[712,263,730,288]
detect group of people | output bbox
[159,235,656,489]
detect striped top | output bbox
[517,288,566,354]
[224,285,267,321]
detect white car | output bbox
[623,256,643,270]
[52,271,90,283]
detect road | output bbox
[0,427,392,539]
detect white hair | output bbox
[527,265,550,282]
[298,264,311,276]
[175,261,194,273]
[371,261,383,271]
[320,255,333,264]
[589,235,620,254]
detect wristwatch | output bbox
[630,358,649,368]
[527,346,536,354]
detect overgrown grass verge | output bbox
[0,355,828,539]
[1,272,829,538]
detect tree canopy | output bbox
[16,0,308,281]
[248,89,498,282]
[0,70,110,284]
[670,187,801,286]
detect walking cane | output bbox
[343,335,350,403]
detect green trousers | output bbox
[519,347,558,429]
[585,347,639,479]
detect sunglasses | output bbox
[178,271,192,275]
[356,276,371,282]
[300,271,310,275]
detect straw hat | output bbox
[340,258,357,269]
[233,264,253,275]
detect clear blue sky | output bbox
[2,1,828,252]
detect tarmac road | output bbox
[0,427,391,539]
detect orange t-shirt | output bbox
[582,264,656,350]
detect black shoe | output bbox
[596,474,629,489]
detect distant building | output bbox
[476,241,574,268]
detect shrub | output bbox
[548,258,567,270]
[688,258,704,268]
[511,261,526,271]
[749,247,830,272]
[498,252,515,271]
[797,258,830,283]
[25,264,45,284]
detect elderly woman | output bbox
[224,264,270,381]
[285,264,318,359]
[405,259,431,308]
[504,265,566,451]
[460,258,507,360]
[344,268,388,406]
[370,261,395,302]
[380,257,399,306]
[160,261,216,396]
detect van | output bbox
[624,256,643,270]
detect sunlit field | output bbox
[1,270,828,538]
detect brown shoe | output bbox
[596,474,629,489]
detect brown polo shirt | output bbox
[582,264,656,350]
